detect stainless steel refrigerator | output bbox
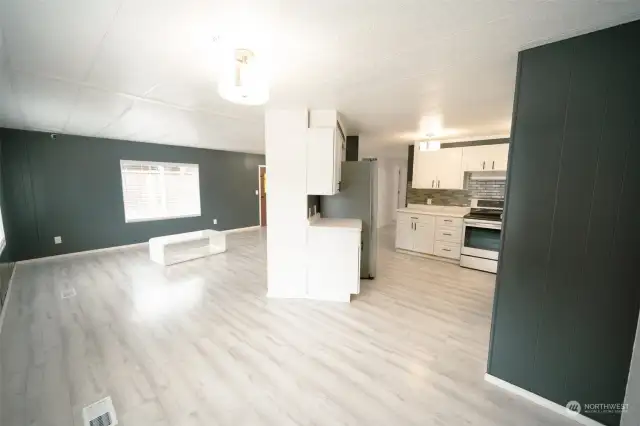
[321,160,377,279]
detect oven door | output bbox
[461,220,502,260]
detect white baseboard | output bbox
[0,265,18,335]
[484,374,605,426]
[17,225,263,265]
[224,225,262,234]
[17,241,150,265]
[395,248,460,265]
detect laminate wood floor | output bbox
[0,227,577,426]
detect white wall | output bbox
[622,317,640,426]
[376,158,407,228]
[264,110,309,298]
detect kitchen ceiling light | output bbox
[419,141,441,151]
[218,48,269,105]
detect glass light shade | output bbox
[418,141,441,151]
[217,48,269,105]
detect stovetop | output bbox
[464,208,503,222]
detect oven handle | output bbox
[464,222,502,230]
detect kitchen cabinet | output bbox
[396,208,467,261]
[307,126,344,195]
[395,218,414,251]
[413,222,435,254]
[462,144,509,172]
[395,212,436,254]
[307,218,361,302]
[412,146,464,189]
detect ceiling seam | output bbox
[93,99,136,137]
[14,68,262,123]
[61,0,127,134]
[82,0,126,83]
[0,24,29,129]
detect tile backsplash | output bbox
[406,174,506,207]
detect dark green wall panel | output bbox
[488,19,640,426]
[0,129,265,261]
[0,140,16,309]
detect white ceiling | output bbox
[1,1,639,156]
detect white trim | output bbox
[258,165,266,227]
[395,248,459,265]
[224,225,261,234]
[484,374,605,426]
[125,213,201,223]
[17,242,150,265]
[0,264,18,336]
[16,226,262,265]
[120,159,199,169]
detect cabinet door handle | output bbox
[443,248,452,252]
[492,160,495,170]
[443,232,452,236]
[444,219,452,222]
[482,161,485,170]
[411,217,419,219]
[432,180,435,188]
[437,180,440,188]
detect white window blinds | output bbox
[120,160,201,223]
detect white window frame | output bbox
[120,159,202,223]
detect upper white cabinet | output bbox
[412,146,463,189]
[462,144,509,172]
[306,110,345,195]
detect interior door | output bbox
[413,222,435,254]
[395,219,414,250]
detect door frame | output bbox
[258,165,266,226]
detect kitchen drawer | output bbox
[397,212,413,223]
[435,226,462,243]
[403,213,435,225]
[436,216,462,228]
[434,241,461,260]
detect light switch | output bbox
[213,219,218,225]
[54,236,62,244]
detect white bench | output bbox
[149,230,226,265]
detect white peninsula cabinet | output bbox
[307,218,362,302]
[396,205,469,261]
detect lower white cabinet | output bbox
[396,211,463,261]
[413,222,435,254]
[395,219,414,251]
[396,213,435,254]
[307,219,361,302]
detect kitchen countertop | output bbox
[397,205,470,217]
[308,217,363,231]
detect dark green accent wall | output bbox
[488,19,640,426]
[346,135,359,161]
[0,139,16,310]
[0,128,265,261]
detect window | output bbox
[120,160,201,223]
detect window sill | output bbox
[125,213,202,224]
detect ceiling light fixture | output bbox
[218,48,269,105]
